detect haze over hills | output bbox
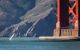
[0,0,57,38]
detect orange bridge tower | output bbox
[39,0,80,40]
[55,0,79,37]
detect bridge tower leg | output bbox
[54,0,79,37]
[39,0,79,40]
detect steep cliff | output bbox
[0,0,57,38]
